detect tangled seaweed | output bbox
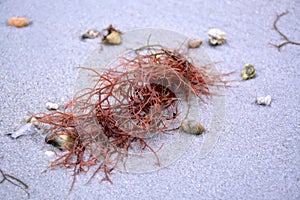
[36,45,232,191]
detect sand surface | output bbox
[0,0,299,199]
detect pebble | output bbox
[208,28,226,45]
[181,119,205,135]
[46,102,59,110]
[188,39,202,48]
[256,95,272,106]
[8,17,30,28]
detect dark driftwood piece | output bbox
[270,11,300,51]
[0,169,30,198]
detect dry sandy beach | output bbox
[0,0,299,199]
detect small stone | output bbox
[46,102,59,110]
[8,18,30,28]
[181,119,205,135]
[241,64,256,80]
[256,95,272,106]
[81,29,100,40]
[208,28,226,45]
[188,39,202,48]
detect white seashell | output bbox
[45,150,55,157]
[46,102,59,110]
[9,123,37,139]
[29,116,40,126]
[208,28,227,45]
[81,29,100,39]
[256,95,272,106]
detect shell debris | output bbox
[45,132,75,151]
[8,17,30,28]
[241,64,256,80]
[46,102,59,110]
[181,118,205,135]
[105,31,122,44]
[8,123,37,139]
[208,28,226,45]
[188,39,203,48]
[45,150,55,157]
[81,29,100,40]
[102,25,122,45]
[256,95,272,106]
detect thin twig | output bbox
[0,169,30,198]
[270,10,300,51]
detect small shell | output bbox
[81,29,100,39]
[188,39,202,48]
[45,132,75,151]
[104,31,122,45]
[9,123,37,139]
[44,150,55,157]
[8,18,30,28]
[45,102,59,110]
[29,116,40,126]
[208,28,226,45]
[256,95,272,106]
[241,64,256,80]
[181,119,205,135]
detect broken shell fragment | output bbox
[29,116,40,126]
[103,31,122,45]
[256,95,272,106]
[45,132,75,151]
[208,28,226,45]
[24,114,43,126]
[188,39,202,48]
[8,17,30,28]
[81,29,100,40]
[102,25,122,45]
[181,119,205,135]
[45,102,59,110]
[45,150,55,157]
[241,64,256,80]
[8,123,37,139]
